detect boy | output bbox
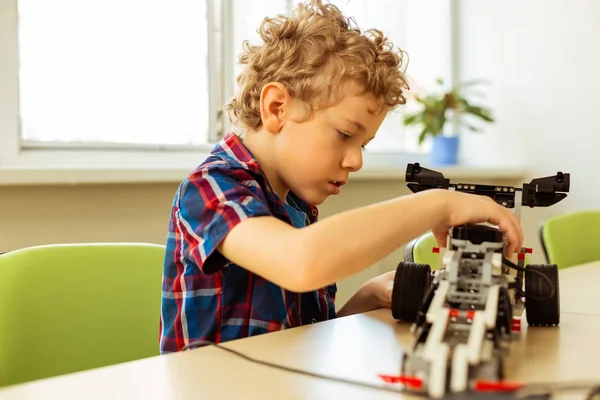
[159,0,522,353]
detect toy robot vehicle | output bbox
[390,163,570,398]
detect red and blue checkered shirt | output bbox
[159,132,337,353]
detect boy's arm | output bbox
[218,188,522,292]
[336,286,380,317]
[335,270,395,317]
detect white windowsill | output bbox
[0,153,529,186]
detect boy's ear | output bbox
[259,82,290,133]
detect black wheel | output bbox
[525,264,560,326]
[391,261,431,322]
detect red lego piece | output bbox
[518,247,532,259]
[432,247,440,253]
[474,380,524,392]
[378,374,423,389]
[511,317,521,332]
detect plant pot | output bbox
[429,135,459,166]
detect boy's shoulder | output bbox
[180,132,267,196]
[193,132,262,177]
[174,131,318,222]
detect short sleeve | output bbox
[175,165,272,274]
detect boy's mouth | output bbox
[329,181,346,188]
[327,180,346,195]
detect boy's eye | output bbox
[338,130,367,151]
[337,130,352,141]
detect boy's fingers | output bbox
[433,230,448,248]
[506,226,522,257]
[494,204,523,257]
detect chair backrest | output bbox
[404,231,441,269]
[0,243,165,387]
[540,210,600,269]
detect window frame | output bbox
[0,0,456,178]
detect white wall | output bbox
[456,0,600,257]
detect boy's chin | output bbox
[308,197,327,206]
[294,190,328,206]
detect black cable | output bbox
[179,340,426,396]
[179,341,600,399]
[502,257,555,301]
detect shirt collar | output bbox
[210,132,319,222]
[210,132,262,175]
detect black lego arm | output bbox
[405,163,450,193]
[521,172,570,207]
[405,163,570,208]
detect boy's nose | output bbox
[341,148,363,172]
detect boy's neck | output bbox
[241,130,290,202]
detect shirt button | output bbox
[311,209,317,216]
[310,318,317,324]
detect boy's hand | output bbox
[430,190,524,256]
[363,270,396,309]
[336,270,396,317]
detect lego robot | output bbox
[389,163,570,398]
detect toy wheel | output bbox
[391,261,431,321]
[525,264,560,326]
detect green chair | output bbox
[404,231,441,269]
[540,210,600,269]
[0,242,165,387]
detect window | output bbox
[1,0,453,170]
[17,0,212,147]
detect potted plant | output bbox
[403,78,494,166]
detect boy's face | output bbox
[273,88,387,205]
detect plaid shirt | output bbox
[160,132,337,353]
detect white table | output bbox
[558,260,600,316]
[1,263,599,399]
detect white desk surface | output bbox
[1,263,599,400]
[558,260,600,317]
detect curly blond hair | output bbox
[225,0,410,131]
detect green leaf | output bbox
[413,95,426,104]
[457,98,494,122]
[431,110,446,135]
[418,129,429,145]
[404,112,424,126]
[453,79,491,89]
[467,106,494,122]
[465,124,482,132]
